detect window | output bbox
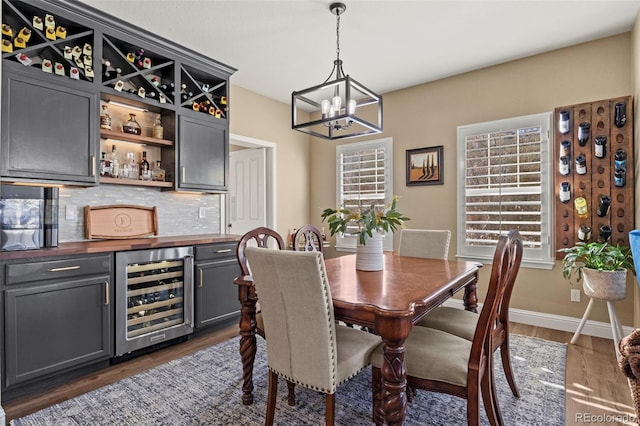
[335,138,393,251]
[457,113,553,269]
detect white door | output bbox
[228,148,266,236]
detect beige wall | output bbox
[229,85,311,240]
[311,34,634,325]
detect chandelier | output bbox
[291,2,383,141]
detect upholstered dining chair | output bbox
[416,229,521,397]
[397,229,451,259]
[235,227,298,405]
[292,224,324,253]
[245,248,382,426]
[371,230,523,426]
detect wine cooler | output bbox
[115,246,194,356]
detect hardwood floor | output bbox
[2,323,635,425]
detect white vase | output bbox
[356,231,384,271]
[582,268,627,301]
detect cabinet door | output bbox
[4,276,111,387]
[178,115,228,192]
[1,69,98,184]
[195,258,240,329]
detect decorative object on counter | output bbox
[321,195,409,271]
[292,2,382,140]
[122,113,142,135]
[406,145,444,186]
[84,204,159,239]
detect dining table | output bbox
[234,251,482,425]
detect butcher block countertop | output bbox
[0,234,241,261]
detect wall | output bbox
[311,34,634,325]
[633,11,640,327]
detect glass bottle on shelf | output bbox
[152,114,164,139]
[139,151,151,180]
[99,152,109,176]
[152,161,165,182]
[109,145,120,178]
[123,113,142,135]
[100,104,112,130]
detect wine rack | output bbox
[554,95,634,259]
[180,64,228,120]
[2,0,94,82]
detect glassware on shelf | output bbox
[100,104,112,130]
[152,161,165,182]
[152,114,163,139]
[122,113,142,135]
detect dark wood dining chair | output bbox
[371,230,523,426]
[245,248,382,426]
[416,229,521,397]
[235,227,297,406]
[292,224,324,253]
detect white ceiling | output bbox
[78,0,640,105]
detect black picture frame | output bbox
[406,146,444,186]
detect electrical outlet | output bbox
[198,207,206,219]
[65,204,77,220]
[571,289,581,302]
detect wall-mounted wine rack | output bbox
[554,95,634,260]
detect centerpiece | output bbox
[321,196,410,271]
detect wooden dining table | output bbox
[235,252,482,425]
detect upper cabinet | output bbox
[1,0,236,192]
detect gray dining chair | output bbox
[245,247,382,425]
[397,229,451,259]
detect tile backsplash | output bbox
[59,185,221,242]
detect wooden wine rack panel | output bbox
[554,95,634,259]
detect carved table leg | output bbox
[380,340,407,425]
[463,275,479,313]
[238,286,258,405]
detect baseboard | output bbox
[441,299,634,341]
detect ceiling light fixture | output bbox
[291,2,382,141]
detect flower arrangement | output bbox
[321,195,410,245]
[558,241,634,284]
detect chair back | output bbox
[236,227,285,276]
[398,229,451,259]
[470,230,523,370]
[292,224,324,253]
[245,247,339,393]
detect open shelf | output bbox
[100,176,172,188]
[100,129,173,147]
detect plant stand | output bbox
[570,298,624,358]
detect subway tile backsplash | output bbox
[59,186,221,242]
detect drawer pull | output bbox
[105,281,110,306]
[199,268,203,288]
[48,265,81,272]
[215,249,232,254]
[91,155,96,177]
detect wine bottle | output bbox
[109,145,120,178]
[139,151,150,180]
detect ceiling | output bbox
[78,0,640,105]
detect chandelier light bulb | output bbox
[321,99,331,117]
[329,105,336,118]
[332,96,342,113]
[347,99,357,115]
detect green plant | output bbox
[558,241,635,284]
[321,196,410,245]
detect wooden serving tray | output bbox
[85,204,158,239]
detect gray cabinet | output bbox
[2,254,112,388]
[1,69,98,185]
[194,242,240,329]
[178,115,228,192]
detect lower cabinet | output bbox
[194,242,240,329]
[2,254,113,388]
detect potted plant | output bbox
[558,241,635,301]
[321,196,410,271]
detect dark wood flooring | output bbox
[2,324,635,425]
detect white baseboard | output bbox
[441,299,633,341]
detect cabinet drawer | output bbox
[5,254,112,285]
[195,242,237,261]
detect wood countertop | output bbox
[0,234,241,260]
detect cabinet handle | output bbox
[199,268,203,288]
[215,249,232,254]
[181,166,186,184]
[48,265,81,272]
[91,155,96,177]
[105,281,110,306]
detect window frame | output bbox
[456,112,554,269]
[334,137,394,252]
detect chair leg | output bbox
[372,367,383,426]
[606,300,623,359]
[499,340,520,397]
[286,380,296,406]
[266,370,278,426]
[325,392,335,426]
[466,380,481,426]
[481,361,504,426]
[570,297,596,344]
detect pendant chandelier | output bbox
[291,2,383,141]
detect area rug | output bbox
[11,334,565,425]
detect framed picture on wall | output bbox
[406,146,444,186]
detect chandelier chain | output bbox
[335,12,341,63]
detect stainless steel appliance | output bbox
[115,246,194,356]
[0,184,58,250]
